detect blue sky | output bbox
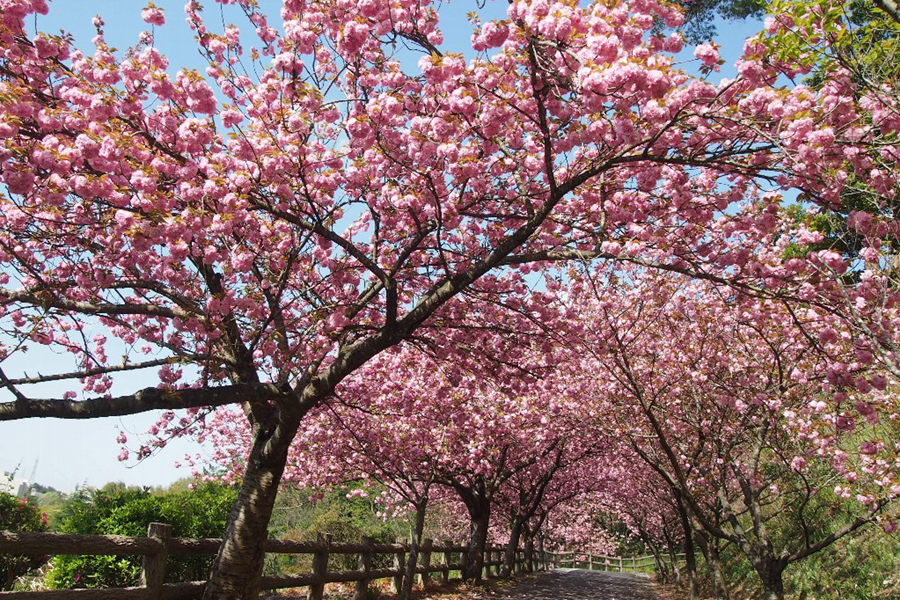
[0,0,764,493]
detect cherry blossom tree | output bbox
[561,266,896,600]
[3,0,895,597]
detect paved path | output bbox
[481,569,664,600]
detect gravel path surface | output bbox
[474,569,665,600]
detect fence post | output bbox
[418,537,433,590]
[618,555,623,572]
[441,540,452,584]
[353,535,374,600]
[307,533,331,600]
[140,522,172,600]
[588,553,593,571]
[632,556,636,572]
[392,538,406,595]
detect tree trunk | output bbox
[755,559,786,600]
[464,509,490,583]
[502,519,523,577]
[694,527,729,600]
[202,409,300,600]
[537,532,546,570]
[400,499,428,600]
[662,526,681,586]
[644,538,668,584]
[675,498,698,600]
[708,537,730,600]
[524,535,535,573]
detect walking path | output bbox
[468,569,666,600]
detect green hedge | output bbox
[1,493,49,590]
[46,482,236,589]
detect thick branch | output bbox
[0,383,291,421]
[0,288,189,319]
[875,0,900,24]
[785,502,887,563]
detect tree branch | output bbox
[0,358,183,388]
[0,383,291,421]
[875,0,900,25]
[0,288,189,319]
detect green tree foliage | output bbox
[45,483,236,590]
[265,485,406,574]
[715,482,900,599]
[763,0,900,270]
[0,493,48,590]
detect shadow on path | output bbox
[482,569,664,600]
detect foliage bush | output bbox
[45,482,236,590]
[265,485,405,575]
[692,481,900,600]
[0,493,49,590]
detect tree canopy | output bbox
[1,0,899,598]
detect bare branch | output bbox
[0,288,190,319]
[0,383,291,421]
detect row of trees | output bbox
[1,0,898,598]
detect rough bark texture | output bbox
[693,526,729,600]
[662,527,681,586]
[502,520,523,577]
[0,384,285,421]
[202,408,300,600]
[400,501,428,600]
[708,538,730,600]
[875,0,900,24]
[676,500,698,600]
[465,510,490,583]
[755,559,786,600]
[524,536,535,573]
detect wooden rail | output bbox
[0,525,539,600]
[545,550,685,573]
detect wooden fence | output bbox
[546,550,685,573]
[0,525,536,600]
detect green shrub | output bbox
[0,493,47,590]
[46,482,236,590]
[0,493,49,590]
[265,485,405,575]
[707,482,900,600]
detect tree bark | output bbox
[400,499,428,600]
[537,532,546,570]
[675,497,699,600]
[875,0,900,25]
[662,525,681,586]
[202,407,301,600]
[708,537,730,600]
[641,533,668,584]
[524,535,535,573]
[693,526,729,600]
[464,509,490,583]
[501,519,523,577]
[755,558,786,600]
